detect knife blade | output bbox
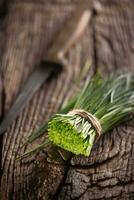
[0,0,92,135]
[0,64,61,135]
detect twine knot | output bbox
[68,109,102,140]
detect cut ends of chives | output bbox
[48,113,96,156]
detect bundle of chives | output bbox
[48,73,134,156]
[19,73,134,159]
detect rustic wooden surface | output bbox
[0,0,134,199]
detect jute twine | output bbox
[68,109,102,140]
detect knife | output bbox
[0,0,92,135]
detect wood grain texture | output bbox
[0,1,93,200]
[0,73,3,120]
[0,0,134,200]
[58,2,134,200]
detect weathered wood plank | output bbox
[0,1,94,200]
[58,2,134,200]
[0,0,134,200]
[0,74,3,121]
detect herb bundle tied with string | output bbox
[20,73,134,158]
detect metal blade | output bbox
[0,63,57,135]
